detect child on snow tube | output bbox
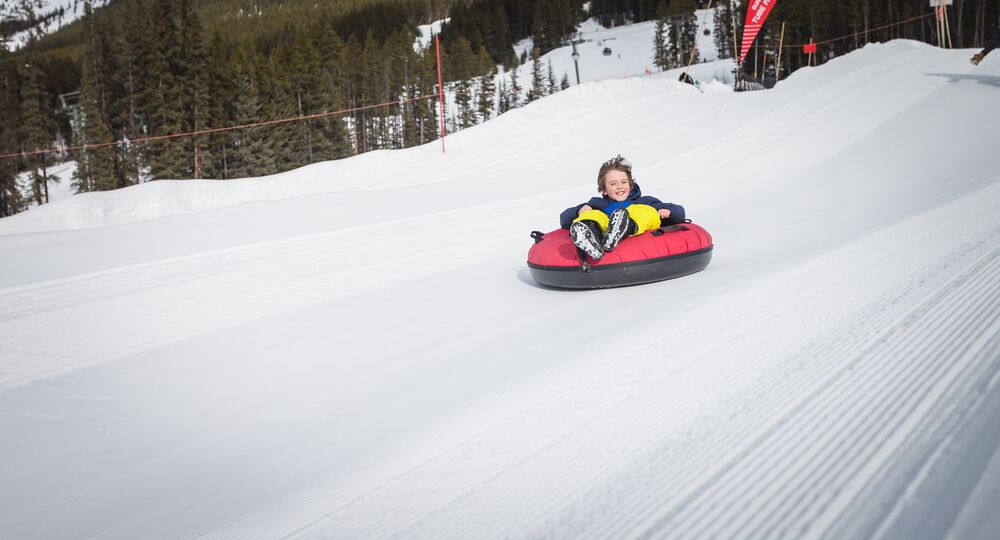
[559,155,686,260]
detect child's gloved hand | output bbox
[658,208,671,219]
[578,205,593,215]
[971,52,986,65]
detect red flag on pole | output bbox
[802,42,817,54]
[740,0,778,65]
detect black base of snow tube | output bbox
[528,246,713,289]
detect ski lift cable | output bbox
[685,0,715,70]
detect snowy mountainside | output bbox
[1,0,109,49]
[508,10,727,96]
[1,40,1000,539]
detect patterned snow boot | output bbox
[602,207,637,252]
[570,220,605,260]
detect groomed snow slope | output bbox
[1,40,999,539]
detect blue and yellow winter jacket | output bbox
[986,27,1000,55]
[559,183,685,229]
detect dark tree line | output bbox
[653,0,700,71]
[1,0,595,217]
[591,0,666,27]
[1,0,454,216]
[442,0,585,62]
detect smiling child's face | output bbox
[602,170,632,202]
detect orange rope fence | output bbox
[780,11,937,49]
[1,92,442,161]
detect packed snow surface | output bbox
[2,40,1000,539]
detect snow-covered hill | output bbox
[510,10,727,87]
[1,40,999,539]
[1,0,109,50]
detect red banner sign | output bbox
[740,0,778,64]
[803,43,817,54]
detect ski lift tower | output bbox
[58,91,82,144]
[570,39,583,84]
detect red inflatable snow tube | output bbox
[527,222,713,289]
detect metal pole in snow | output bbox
[733,6,741,90]
[943,5,953,48]
[776,22,785,83]
[571,41,581,84]
[435,34,446,154]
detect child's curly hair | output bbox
[597,154,635,193]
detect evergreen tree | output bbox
[313,25,352,157]
[671,19,682,66]
[179,0,211,179]
[203,32,235,179]
[75,58,116,193]
[356,30,383,151]
[416,41,440,144]
[75,4,116,193]
[560,72,570,90]
[0,54,22,216]
[654,18,668,70]
[496,65,511,115]
[145,0,187,179]
[259,51,305,172]
[114,0,150,186]
[526,46,545,102]
[546,59,558,95]
[383,27,416,149]
[454,80,475,130]
[230,48,272,177]
[475,46,496,122]
[289,36,322,158]
[590,0,666,25]
[653,1,677,71]
[449,36,476,129]
[442,0,559,64]
[674,0,699,67]
[273,38,314,167]
[714,0,736,60]
[372,29,394,149]
[396,27,424,148]
[485,4,512,62]
[531,1,551,53]
[508,59,522,109]
[18,55,53,205]
[531,0,579,52]
[341,33,363,154]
